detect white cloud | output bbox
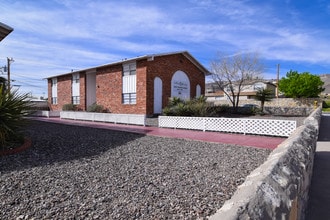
[1,0,330,95]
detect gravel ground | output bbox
[0,121,271,219]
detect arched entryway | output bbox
[196,84,201,97]
[153,77,163,114]
[171,70,190,100]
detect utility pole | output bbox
[7,57,14,92]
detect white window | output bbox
[72,96,80,105]
[123,62,136,76]
[122,93,136,104]
[254,82,264,90]
[51,78,57,104]
[72,73,80,83]
[122,62,136,104]
[72,73,80,104]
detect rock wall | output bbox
[263,107,314,116]
[211,98,322,108]
[209,107,322,220]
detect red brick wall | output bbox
[48,75,72,111]
[48,73,87,111]
[95,64,148,114]
[144,53,206,115]
[95,64,122,113]
[48,53,205,115]
[47,79,52,110]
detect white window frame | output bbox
[51,78,57,104]
[72,73,80,104]
[72,96,80,105]
[122,62,137,104]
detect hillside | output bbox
[320,74,330,95]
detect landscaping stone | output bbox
[0,121,270,219]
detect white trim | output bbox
[60,112,146,126]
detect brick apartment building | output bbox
[47,51,210,116]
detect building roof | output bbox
[206,80,276,88]
[0,22,13,42]
[205,90,258,97]
[46,51,211,79]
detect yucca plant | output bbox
[0,85,32,150]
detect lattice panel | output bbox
[243,119,296,137]
[205,118,245,133]
[159,116,179,128]
[60,112,146,126]
[176,117,205,130]
[158,116,296,137]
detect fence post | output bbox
[243,119,246,135]
[203,118,206,132]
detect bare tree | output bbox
[211,52,264,109]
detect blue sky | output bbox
[0,0,330,97]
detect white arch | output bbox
[171,70,190,100]
[196,84,201,97]
[153,77,163,114]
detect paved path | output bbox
[32,117,285,150]
[306,113,330,220]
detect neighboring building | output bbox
[0,22,13,42]
[205,80,276,103]
[46,51,210,116]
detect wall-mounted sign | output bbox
[171,71,190,99]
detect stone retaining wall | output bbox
[211,98,321,108]
[263,107,314,116]
[209,107,322,220]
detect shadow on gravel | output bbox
[0,120,145,173]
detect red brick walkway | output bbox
[32,117,285,150]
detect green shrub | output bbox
[0,86,32,149]
[162,96,219,117]
[87,103,104,112]
[168,97,184,107]
[323,100,330,112]
[323,100,330,108]
[62,103,77,111]
[207,104,230,116]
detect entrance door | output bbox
[86,72,96,108]
[153,77,162,114]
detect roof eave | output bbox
[45,51,211,79]
[0,22,14,42]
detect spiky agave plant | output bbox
[0,85,32,150]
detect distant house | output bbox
[46,51,210,116]
[205,80,276,103]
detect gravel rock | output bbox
[0,121,271,219]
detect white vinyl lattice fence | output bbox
[60,112,146,126]
[159,116,296,137]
